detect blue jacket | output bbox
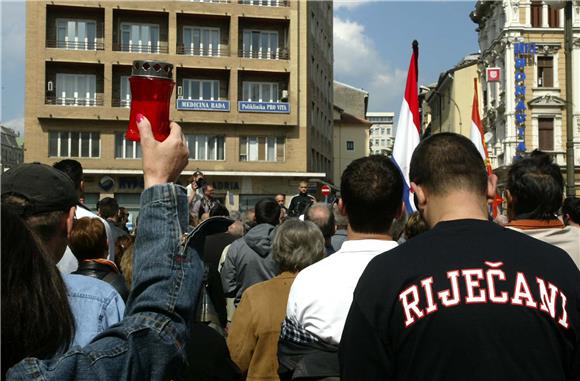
[7,184,204,380]
[62,274,125,347]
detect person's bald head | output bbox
[305,203,335,240]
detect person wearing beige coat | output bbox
[227,220,325,381]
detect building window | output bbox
[242,82,280,102]
[380,127,385,134]
[120,76,131,107]
[531,0,542,27]
[186,135,225,161]
[55,74,97,106]
[115,133,141,159]
[239,136,284,162]
[183,26,220,56]
[240,0,283,6]
[56,19,97,50]
[538,118,554,151]
[181,79,220,100]
[120,23,160,53]
[386,127,391,135]
[346,141,354,151]
[548,6,560,28]
[49,132,100,158]
[242,30,279,59]
[537,56,554,87]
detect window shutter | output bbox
[538,118,554,151]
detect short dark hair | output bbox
[53,159,83,191]
[254,198,281,226]
[209,203,230,217]
[69,217,108,261]
[98,197,119,219]
[507,150,563,220]
[563,197,580,224]
[305,203,335,239]
[340,155,403,234]
[410,133,487,196]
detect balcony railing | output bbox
[176,45,230,56]
[239,49,289,60]
[112,98,131,108]
[45,95,104,107]
[112,43,169,54]
[46,39,104,51]
[239,0,289,6]
[189,0,231,3]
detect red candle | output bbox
[126,61,174,142]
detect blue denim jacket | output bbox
[7,184,204,380]
[62,274,125,348]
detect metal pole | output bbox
[565,0,575,197]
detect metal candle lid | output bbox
[131,60,173,80]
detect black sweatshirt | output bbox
[340,219,580,381]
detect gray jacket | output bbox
[220,223,279,305]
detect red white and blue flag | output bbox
[470,78,489,168]
[392,41,421,213]
[470,78,501,217]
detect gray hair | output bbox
[305,203,335,239]
[229,210,242,221]
[272,219,325,273]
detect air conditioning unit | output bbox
[47,81,54,92]
[281,90,288,102]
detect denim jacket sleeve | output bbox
[7,184,204,381]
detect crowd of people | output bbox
[2,115,579,381]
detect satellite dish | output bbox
[484,132,494,143]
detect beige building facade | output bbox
[471,0,580,194]
[25,0,333,211]
[332,81,370,185]
[427,54,482,139]
[333,106,371,184]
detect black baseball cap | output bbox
[1,163,78,216]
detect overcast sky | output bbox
[0,0,479,136]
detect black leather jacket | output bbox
[73,260,130,302]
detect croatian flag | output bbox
[470,78,492,176]
[470,78,500,217]
[392,41,421,213]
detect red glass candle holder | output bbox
[126,61,175,142]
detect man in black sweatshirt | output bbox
[288,181,315,217]
[340,133,580,381]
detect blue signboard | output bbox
[238,101,290,113]
[513,42,536,159]
[176,99,230,112]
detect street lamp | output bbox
[422,85,463,133]
[546,0,575,196]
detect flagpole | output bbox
[413,40,419,83]
[392,41,421,214]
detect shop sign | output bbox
[176,99,230,112]
[211,181,240,191]
[238,101,290,113]
[513,42,536,158]
[486,67,501,82]
[119,177,144,190]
